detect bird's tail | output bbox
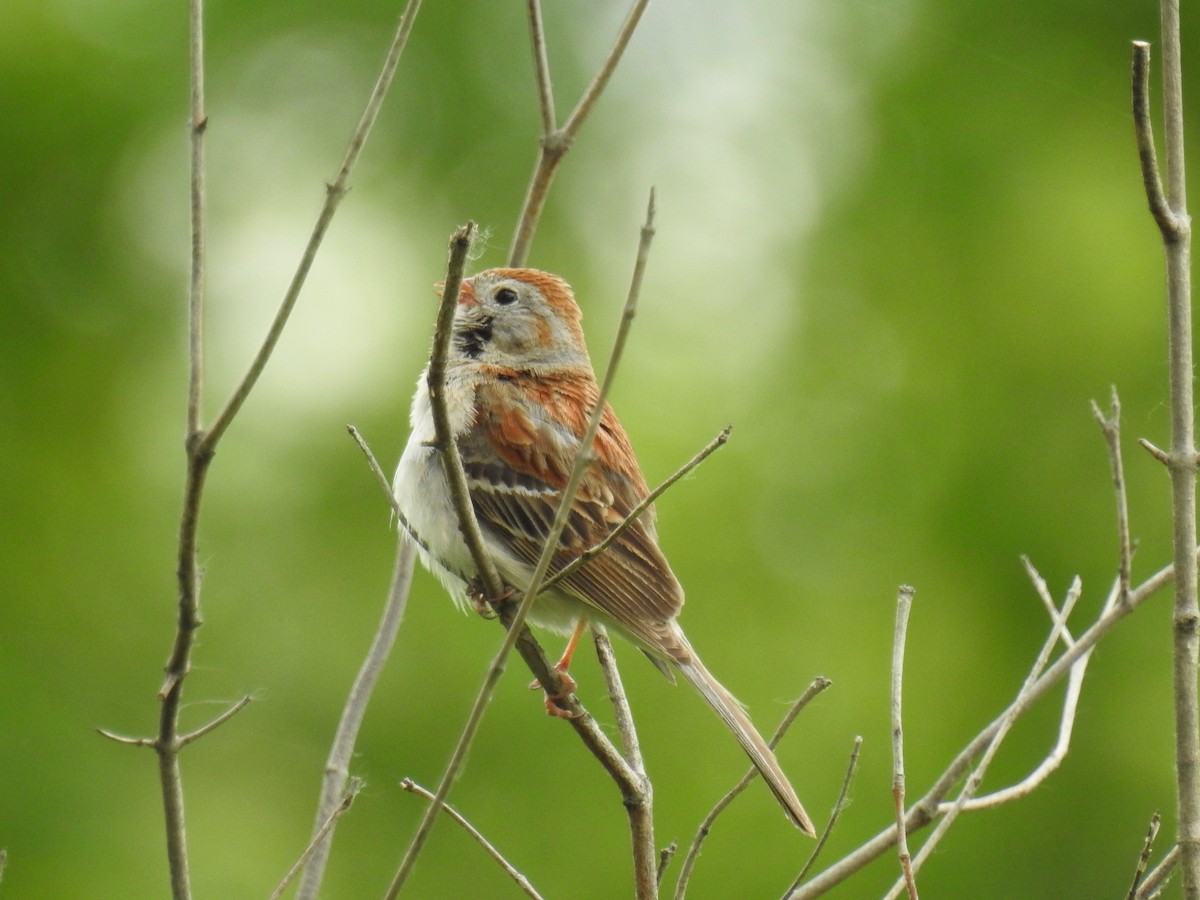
[674,644,816,836]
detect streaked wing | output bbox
[460,373,684,645]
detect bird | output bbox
[393,266,815,835]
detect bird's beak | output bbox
[432,279,477,307]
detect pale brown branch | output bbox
[204,0,423,450]
[790,553,1176,898]
[543,424,732,594]
[525,0,556,134]
[890,586,918,900]
[1132,42,1177,238]
[1091,387,1135,603]
[508,0,651,265]
[178,695,252,746]
[594,627,656,898]
[674,677,832,900]
[787,736,863,893]
[1139,844,1181,898]
[399,780,544,900]
[1128,812,1163,900]
[296,538,415,900]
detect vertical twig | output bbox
[1091,387,1134,603]
[594,627,656,899]
[1132,23,1200,895]
[509,0,651,265]
[1129,812,1163,900]
[787,736,863,893]
[891,586,918,900]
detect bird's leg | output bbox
[530,617,588,718]
[465,577,517,619]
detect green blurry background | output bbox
[1,0,1190,896]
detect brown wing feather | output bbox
[464,372,685,645]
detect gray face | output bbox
[453,272,590,371]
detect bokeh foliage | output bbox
[1,0,1194,896]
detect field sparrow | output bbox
[393,267,815,835]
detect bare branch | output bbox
[509,0,651,265]
[1128,811,1163,900]
[399,780,544,900]
[204,0,423,449]
[186,0,206,439]
[1091,387,1135,603]
[674,677,832,899]
[890,586,918,900]
[788,735,864,893]
[594,627,656,898]
[657,843,677,887]
[790,554,1176,898]
[1139,844,1181,899]
[296,538,416,900]
[525,0,556,134]
[178,695,252,746]
[1141,437,1172,465]
[272,778,362,900]
[543,424,732,594]
[1134,11,1200,893]
[1132,42,1178,238]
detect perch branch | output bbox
[673,677,832,900]
[890,586,918,900]
[400,779,544,900]
[387,194,657,897]
[509,0,651,265]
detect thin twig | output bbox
[178,695,252,746]
[347,425,405,520]
[272,778,363,900]
[594,627,656,899]
[399,779,545,900]
[1132,42,1177,237]
[525,0,556,134]
[787,736,863,894]
[891,586,918,900]
[387,196,658,896]
[1139,844,1181,899]
[1091,387,1134,603]
[674,677,832,900]
[542,424,732,594]
[657,843,677,887]
[509,0,651,265]
[296,537,416,900]
[789,553,1179,898]
[203,0,423,449]
[1128,812,1163,900]
[186,0,206,439]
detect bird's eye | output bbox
[495,287,518,306]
